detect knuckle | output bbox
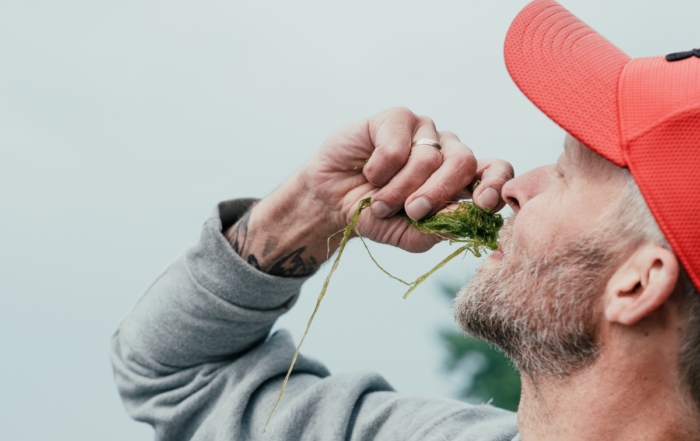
[416,115,436,129]
[484,159,516,183]
[380,144,407,168]
[388,106,417,122]
[378,186,411,206]
[438,130,459,142]
[491,159,515,177]
[452,151,478,176]
[504,162,516,179]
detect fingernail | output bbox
[406,197,433,220]
[478,187,500,210]
[371,201,392,218]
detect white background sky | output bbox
[1,1,698,439]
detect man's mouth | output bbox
[490,246,504,260]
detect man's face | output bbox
[454,136,629,378]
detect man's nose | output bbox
[501,166,549,214]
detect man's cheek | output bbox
[511,219,545,256]
[515,209,567,253]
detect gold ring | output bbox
[411,138,442,152]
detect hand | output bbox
[226,107,514,276]
[298,107,513,250]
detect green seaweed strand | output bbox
[263,198,371,434]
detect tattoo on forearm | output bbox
[227,210,320,277]
[229,210,252,255]
[247,254,261,271]
[262,237,279,258]
[268,248,318,277]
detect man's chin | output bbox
[453,241,605,379]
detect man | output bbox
[111,0,700,439]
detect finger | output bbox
[365,113,441,218]
[470,158,515,212]
[403,131,477,220]
[362,107,418,188]
[363,109,440,187]
[370,141,442,218]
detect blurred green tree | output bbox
[439,283,521,412]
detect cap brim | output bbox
[504,0,631,166]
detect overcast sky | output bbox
[2,1,699,440]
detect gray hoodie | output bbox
[110,199,520,441]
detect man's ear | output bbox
[605,245,679,326]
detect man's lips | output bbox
[490,247,504,259]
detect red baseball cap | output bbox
[505,0,700,291]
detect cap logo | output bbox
[666,49,700,62]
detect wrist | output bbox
[226,171,342,277]
[261,169,341,237]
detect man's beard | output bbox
[454,217,616,379]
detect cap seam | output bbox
[626,101,700,143]
[523,4,570,62]
[565,26,594,50]
[616,59,632,167]
[523,3,566,39]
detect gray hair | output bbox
[571,137,700,412]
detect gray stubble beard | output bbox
[453,218,614,379]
